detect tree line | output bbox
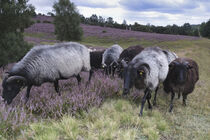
[79,14,200,37]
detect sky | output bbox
[28,0,210,26]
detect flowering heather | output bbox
[0,65,134,138]
[32,15,53,23]
[24,15,200,43]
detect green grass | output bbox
[79,36,159,48]
[19,99,169,140]
[4,34,210,139]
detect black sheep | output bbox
[90,50,105,70]
[117,45,144,78]
[163,58,199,112]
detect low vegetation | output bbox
[0,36,209,139]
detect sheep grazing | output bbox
[2,42,92,104]
[117,45,144,78]
[90,49,105,70]
[163,58,199,112]
[122,47,177,116]
[102,44,123,76]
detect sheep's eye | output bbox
[139,70,144,76]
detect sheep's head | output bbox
[123,62,150,95]
[116,59,129,78]
[169,61,193,85]
[2,74,27,104]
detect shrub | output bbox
[0,32,32,67]
[53,0,83,41]
[43,20,52,24]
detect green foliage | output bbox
[200,20,210,38]
[0,32,32,66]
[0,0,35,33]
[0,0,34,66]
[53,0,83,41]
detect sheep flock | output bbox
[1,42,199,116]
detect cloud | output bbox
[71,0,119,8]
[28,0,56,14]
[119,0,198,13]
[28,0,210,26]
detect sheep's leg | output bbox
[88,69,93,82]
[169,90,175,112]
[178,89,181,99]
[183,95,187,106]
[153,86,159,106]
[54,80,60,96]
[147,91,152,109]
[76,74,81,85]
[112,67,116,77]
[85,70,94,87]
[105,67,108,75]
[25,85,32,103]
[139,88,150,116]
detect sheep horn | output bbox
[6,76,27,84]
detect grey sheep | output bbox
[163,58,199,112]
[122,47,177,116]
[102,44,123,76]
[2,42,93,104]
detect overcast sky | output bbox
[28,0,210,26]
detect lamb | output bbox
[116,45,144,78]
[102,44,123,76]
[2,42,92,104]
[163,58,199,112]
[90,49,105,70]
[122,47,177,116]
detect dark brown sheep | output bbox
[163,58,199,112]
[117,45,144,78]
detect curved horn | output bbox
[6,76,27,84]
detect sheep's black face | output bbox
[123,65,137,95]
[117,59,129,78]
[123,64,148,95]
[170,63,190,85]
[2,78,24,104]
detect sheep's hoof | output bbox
[148,105,152,110]
[139,113,143,117]
[169,107,173,112]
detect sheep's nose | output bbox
[123,88,129,95]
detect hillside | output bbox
[24,15,200,45]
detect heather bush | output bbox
[0,68,124,138]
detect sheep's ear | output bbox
[187,64,193,69]
[121,60,128,68]
[169,61,178,68]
